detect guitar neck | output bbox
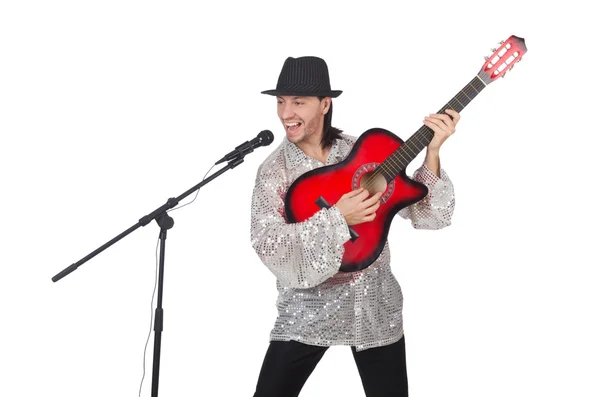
[379,71,488,181]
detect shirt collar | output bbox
[283,136,350,170]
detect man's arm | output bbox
[250,161,350,289]
[398,108,460,228]
[423,108,460,178]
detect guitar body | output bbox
[285,128,428,272]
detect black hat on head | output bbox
[261,56,342,98]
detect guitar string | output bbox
[359,79,482,193]
[370,95,466,186]
[370,86,471,186]
[363,83,480,192]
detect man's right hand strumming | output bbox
[335,188,383,226]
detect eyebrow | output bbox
[277,96,307,101]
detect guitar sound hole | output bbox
[360,171,388,196]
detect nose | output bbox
[280,102,295,120]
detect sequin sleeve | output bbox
[250,164,351,289]
[399,164,455,229]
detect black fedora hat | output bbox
[261,56,342,98]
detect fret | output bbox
[376,75,486,179]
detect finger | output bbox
[364,191,383,206]
[424,115,447,129]
[364,201,380,215]
[364,212,377,222]
[423,118,446,133]
[356,189,370,201]
[445,108,460,123]
[358,191,381,209]
[344,188,365,198]
[362,198,379,212]
[426,113,453,127]
[424,116,454,134]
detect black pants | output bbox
[253,337,408,397]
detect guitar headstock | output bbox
[478,35,527,84]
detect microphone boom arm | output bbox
[52,156,245,282]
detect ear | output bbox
[321,98,331,114]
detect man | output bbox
[250,56,458,396]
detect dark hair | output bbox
[318,96,343,149]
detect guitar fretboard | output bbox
[377,72,488,182]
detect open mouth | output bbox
[285,122,302,134]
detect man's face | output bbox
[277,96,329,145]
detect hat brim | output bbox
[261,89,343,98]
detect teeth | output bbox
[285,122,300,126]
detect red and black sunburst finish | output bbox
[284,129,428,272]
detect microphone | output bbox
[215,130,274,165]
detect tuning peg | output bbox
[491,47,497,52]
[498,40,505,45]
[484,56,490,61]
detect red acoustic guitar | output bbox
[285,35,527,272]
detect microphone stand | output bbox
[52,155,246,397]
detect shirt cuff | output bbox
[417,163,451,186]
[329,205,352,245]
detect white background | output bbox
[1,1,598,396]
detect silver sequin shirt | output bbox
[250,134,454,351]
